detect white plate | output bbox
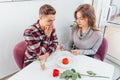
[56,56,73,68]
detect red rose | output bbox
[53,69,59,77]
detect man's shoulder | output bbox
[24,25,38,33]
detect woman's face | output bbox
[76,11,88,28]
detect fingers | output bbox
[71,50,76,54]
[71,50,79,55]
[58,44,64,51]
[45,26,49,29]
[38,55,46,61]
[38,52,49,61]
[45,26,53,30]
[38,56,43,61]
[44,26,53,37]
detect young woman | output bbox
[59,4,103,57]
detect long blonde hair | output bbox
[74,4,98,31]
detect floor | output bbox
[1,58,120,80]
[104,58,120,80]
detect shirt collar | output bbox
[79,27,93,39]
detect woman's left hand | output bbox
[71,49,80,55]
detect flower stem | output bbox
[80,74,110,78]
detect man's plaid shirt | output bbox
[23,22,58,66]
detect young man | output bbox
[23,4,58,67]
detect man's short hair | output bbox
[39,4,56,15]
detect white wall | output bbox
[0,0,92,78]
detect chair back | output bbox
[94,38,108,61]
[13,41,26,69]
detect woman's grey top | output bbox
[64,27,103,55]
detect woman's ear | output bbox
[84,17,88,23]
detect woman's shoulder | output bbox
[71,25,78,32]
[94,30,103,37]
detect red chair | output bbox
[13,41,26,69]
[94,37,108,61]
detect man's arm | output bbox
[23,27,49,55]
[46,29,58,54]
[38,29,58,61]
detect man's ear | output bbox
[39,15,42,19]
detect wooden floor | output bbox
[1,58,120,80]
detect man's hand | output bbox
[71,49,80,55]
[38,52,49,70]
[38,52,50,61]
[44,26,53,37]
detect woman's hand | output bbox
[71,49,80,55]
[57,44,64,51]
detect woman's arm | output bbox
[80,32,103,55]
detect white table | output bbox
[8,51,114,80]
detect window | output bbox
[107,0,120,24]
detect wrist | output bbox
[45,52,49,58]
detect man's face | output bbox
[39,14,55,29]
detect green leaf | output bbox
[63,71,67,76]
[70,25,73,27]
[77,73,81,78]
[73,21,76,23]
[71,69,76,73]
[87,71,96,76]
[87,71,93,75]
[72,73,77,80]
[66,70,73,76]
[65,76,69,80]
[70,21,77,28]
[60,73,66,79]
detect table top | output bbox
[8,51,114,80]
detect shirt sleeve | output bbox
[80,32,103,55]
[46,29,58,54]
[23,28,49,55]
